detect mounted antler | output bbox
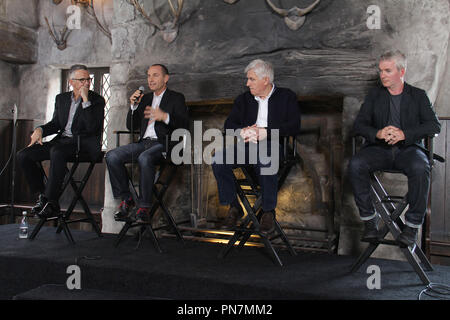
[129,0,184,43]
[84,0,112,42]
[44,16,72,50]
[71,0,112,43]
[266,0,320,30]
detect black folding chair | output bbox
[113,131,184,252]
[218,136,299,266]
[350,135,444,285]
[29,136,103,244]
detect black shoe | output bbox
[114,197,135,220]
[135,207,150,223]
[221,205,244,230]
[31,194,47,216]
[37,201,60,219]
[260,211,275,234]
[398,226,418,247]
[361,216,379,242]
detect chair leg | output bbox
[260,234,283,267]
[400,246,431,285]
[218,226,245,259]
[159,201,184,243]
[350,242,379,273]
[143,225,163,253]
[29,218,46,240]
[115,221,132,247]
[274,219,297,256]
[59,217,75,244]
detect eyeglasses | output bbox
[72,78,92,83]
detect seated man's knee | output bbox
[137,153,157,168]
[105,149,120,166]
[348,155,367,175]
[16,148,30,165]
[405,159,430,177]
[49,146,65,159]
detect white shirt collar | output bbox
[254,84,275,102]
[154,88,167,99]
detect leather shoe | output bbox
[114,197,135,220]
[31,194,47,216]
[37,201,60,219]
[398,226,418,247]
[260,211,275,234]
[361,216,379,242]
[221,205,244,229]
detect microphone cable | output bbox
[418,282,450,300]
[0,107,18,178]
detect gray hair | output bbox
[69,64,89,79]
[244,59,274,83]
[380,50,407,71]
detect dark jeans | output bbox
[348,145,431,228]
[211,141,281,212]
[105,139,163,208]
[16,137,78,202]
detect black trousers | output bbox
[16,137,78,202]
[348,144,431,228]
[211,141,281,212]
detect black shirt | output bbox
[388,92,402,128]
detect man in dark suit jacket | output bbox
[212,59,301,233]
[348,50,441,246]
[105,64,189,222]
[17,64,105,217]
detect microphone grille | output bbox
[139,86,145,92]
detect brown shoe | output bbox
[221,205,244,229]
[260,211,275,234]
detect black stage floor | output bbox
[0,223,449,301]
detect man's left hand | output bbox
[386,126,405,145]
[148,108,168,124]
[246,126,267,144]
[80,86,89,103]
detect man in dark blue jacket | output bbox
[349,51,441,246]
[212,59,301,233]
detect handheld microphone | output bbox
[132,86,145,105]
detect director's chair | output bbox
[113,131,185,252]
[350,135,445,285]
[29,136,103,244]
[218,136,299,266]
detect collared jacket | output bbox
[225,86,301,137]
[126,88,189,151]
[40,90,105,160]
[353,82,440,149]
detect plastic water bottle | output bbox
[19,211,28,239]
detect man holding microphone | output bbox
[105,64,189,222]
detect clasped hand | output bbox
[240,124,268,143]
[376,126,405,145]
